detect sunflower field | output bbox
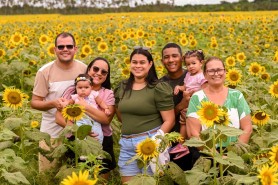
[0,11,278,184]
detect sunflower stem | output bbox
[74,120,78,167]
[219,138,223,178]
[212,130,217,183]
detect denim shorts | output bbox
[118,127,159,177]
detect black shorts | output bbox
[101,135,117,173]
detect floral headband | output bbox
[75,76,92,84]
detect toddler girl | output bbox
[171,50,207,159]
[65,74,111,144]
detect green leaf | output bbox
[216,125,243,137]
[48,143,68,158]
[2,169,30,185]
[0,140,13,150]
[226,151,244,169]
[126,175,156,185]
[3,117,23,130]
[0,128,18,141]
[77,125,92,140]
[25,129,50,142]
[167,162,188,185]
[229,172,258,185]
[77,137,103,156]
[184,137,206,147]
[184,168,210,185]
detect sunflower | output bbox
[0,48,6,59]
[269,145,278,168]
[62,104,85,122]
[121,67,130,78]
[61,170,97,185]
[197,101,224,127]
[249,62,261,76]
[47,44,55,57]
[30,121,39,128]
[225,56,236,67]
[120,44,127,52]
[121,33,129,40]
[273,51,278,62]
[189,39,197,48]
[261,73,270,81]
[214,107,230,126]
[124,57,130,65]
[97,42,108,52]
[210,41,218,49]
[3,87,24,109]
[257,165,278,185]
[236,52,246,63]
[179,37,188,46]
[81,45,93,55]
[226,68,242,86]
[136,30,144,38]
[10,32,22,45]
[22,36,29,46]
[252,111,270,126]
[269,81,278,98]
[39,34,49,45]
[136,138,158,161]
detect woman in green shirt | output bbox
[115,47,175,184]
[186,56,252,146]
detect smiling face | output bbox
[185,56,203,75]
[130,54,153,80]
[54,36,77,63]
[204,58,226,86]
[87,59,109,89]
[162,47,183,76]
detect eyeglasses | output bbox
[206,68,225,76]
[133,46,151,51]
[92,66,108,76]
[57,45,74,50]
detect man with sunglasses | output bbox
[31,32,87,172]
[160,43,200,173]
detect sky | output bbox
[138,0,254,6]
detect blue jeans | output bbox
[118,127,159,177]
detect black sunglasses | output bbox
[57,45,74,50]
[92,66,108,76]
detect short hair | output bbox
[55,32,76,46]
[203,56,225,72]
[161,43,182,57]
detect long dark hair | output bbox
[87,57,111,89]
[123,48,158,97]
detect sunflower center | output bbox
[84,47,90,53]
[41,37,47,42]
[14,35,21,42]
[255,112,266,120]
[140,142,156,155]
[263,173,272,185]
[273,85,278,94]
[66,107,82,117]
[230,73,239,81]
[74,181,89,185]
[252,66,259,73]
[204,106,218,120]
[8,92,22,104]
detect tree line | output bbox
[0,0,277,15]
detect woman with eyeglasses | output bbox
[186,56,252,147]
[56,57,117,180]
[114,48,175,183]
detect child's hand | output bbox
[173,86,180,95]
[104,108,111,116]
